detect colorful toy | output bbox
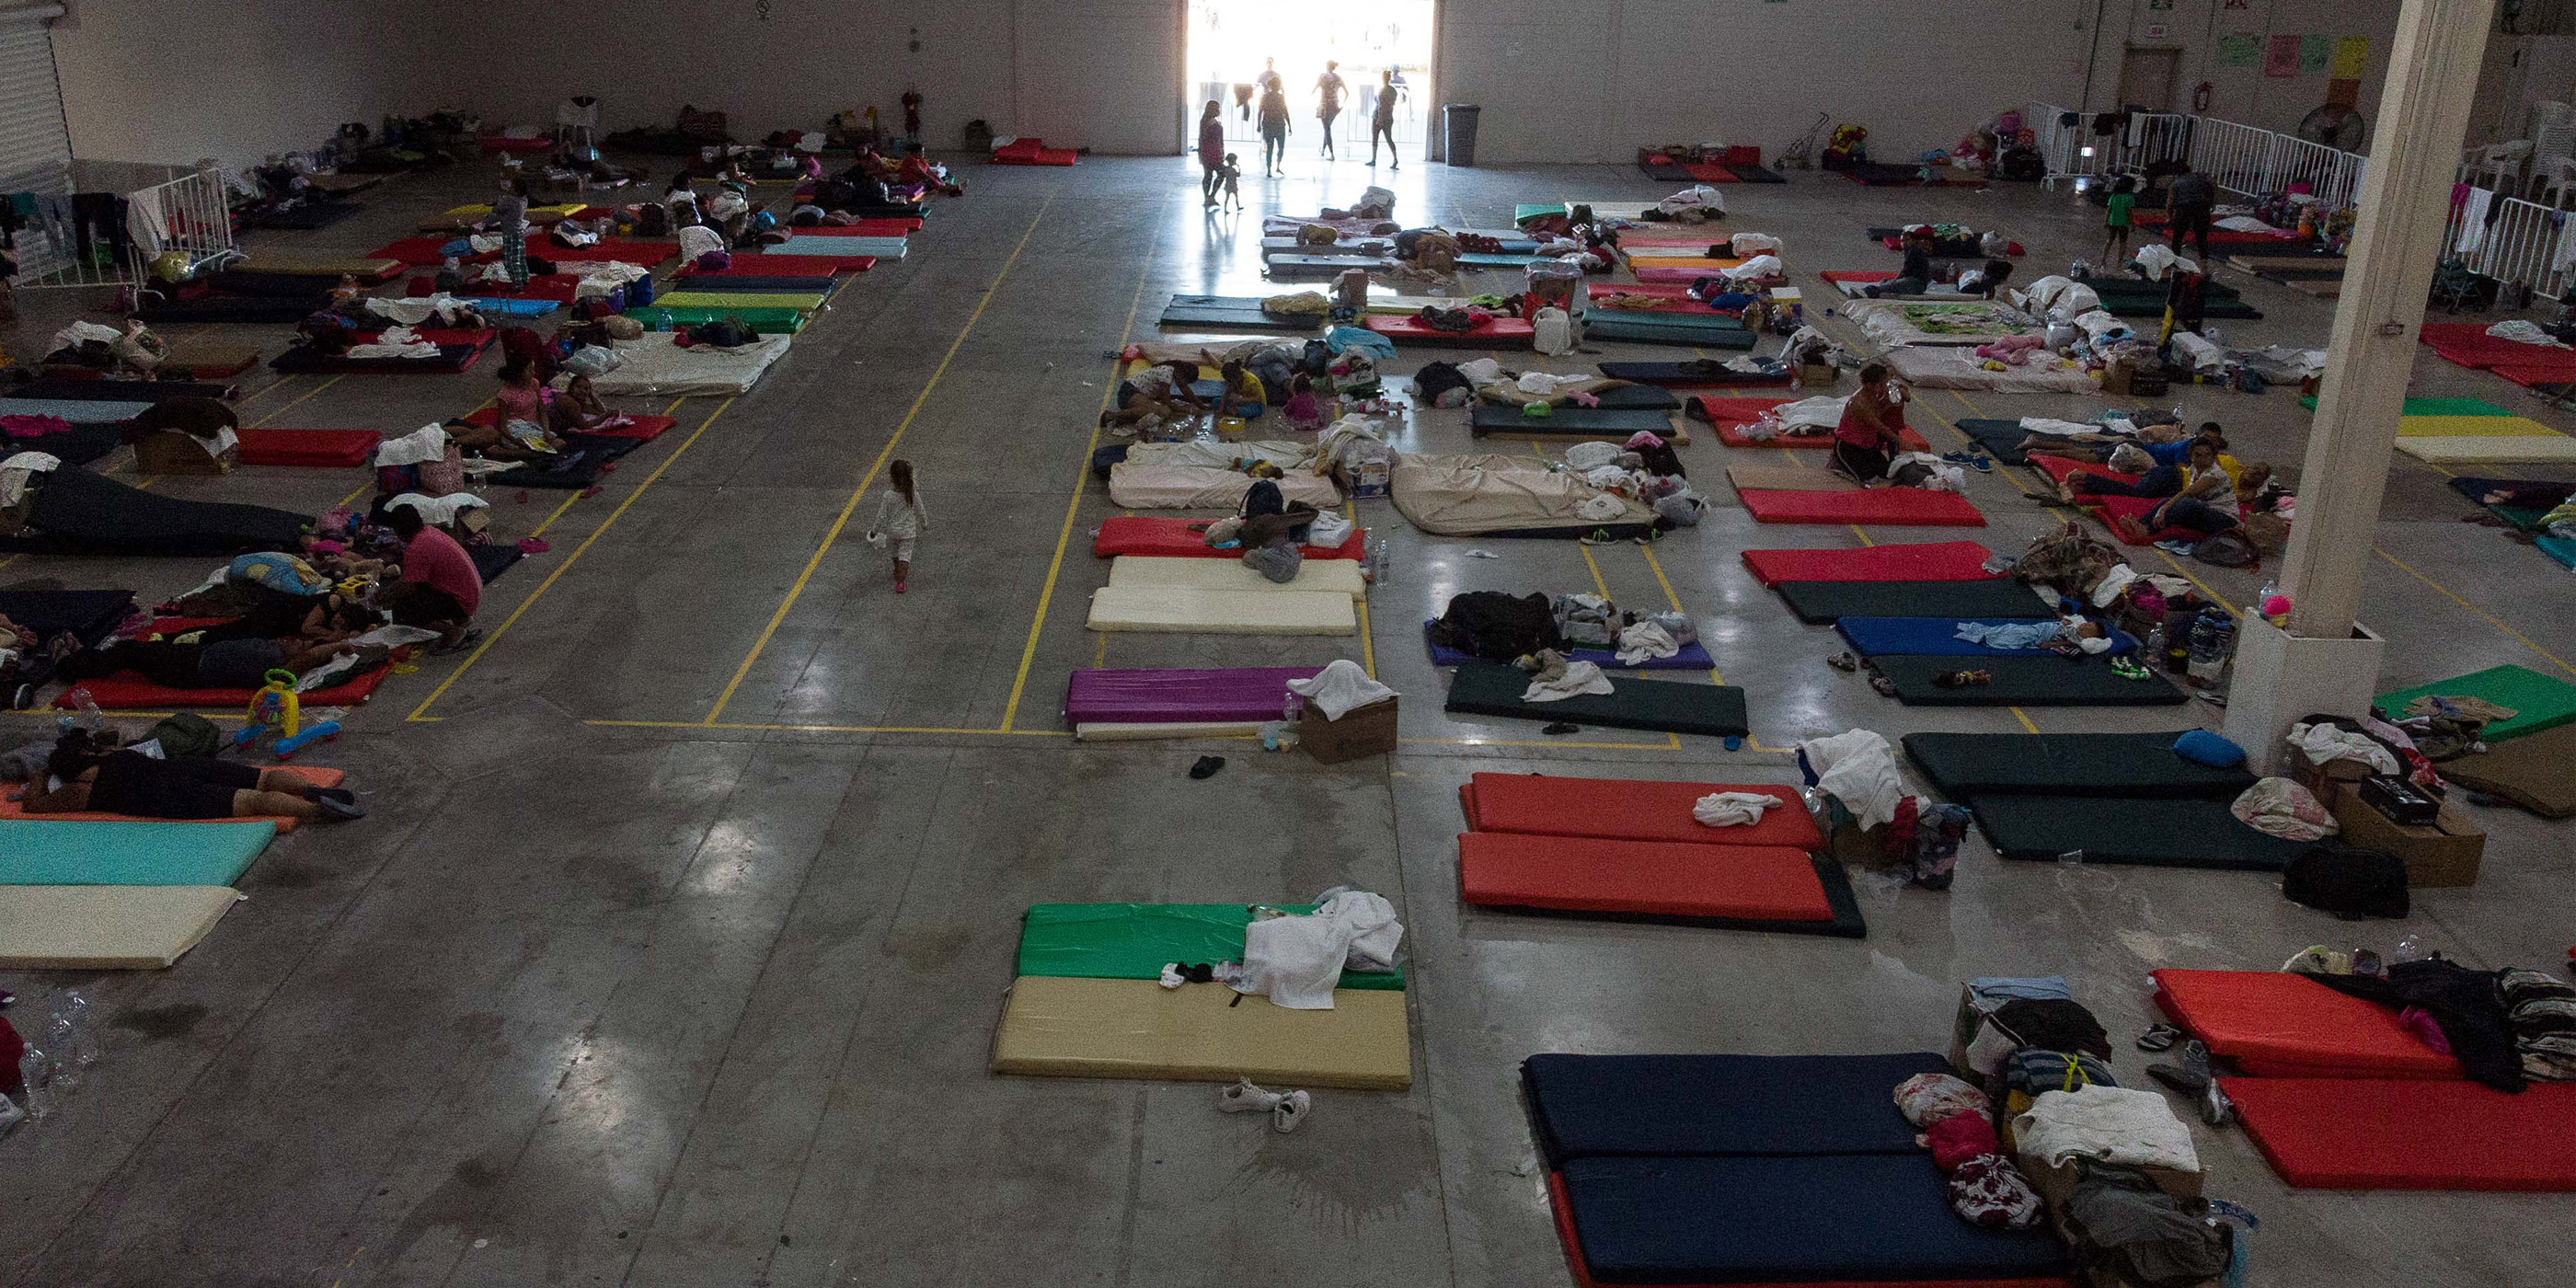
[234,669,340,761]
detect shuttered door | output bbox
[0,14,72,276]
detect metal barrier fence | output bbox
[2443,190,2576,302]
[16,165,236,299]
[2026,103,2365,208]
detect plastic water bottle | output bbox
[2392,934,2426,964]
[60,690,105,735]
[48,992,97,1087]
[2145,622,2167,664]
[16,1045,51,1121]
[1368,536,1392,586]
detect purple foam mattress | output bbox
[1064,667,1326,725]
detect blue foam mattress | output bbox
[1560,1154,2069,1283]
[1424,623,1713,673]
[1836,616,2137,658]
[0,821,275,886]
[767,236,907,259]
[1524,1052,1947,1166]
[0,397,156,423]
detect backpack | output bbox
[2191,530,2258,568]
[2284,842,2410,919]
[1533,306,1574,355]
[145,713,223,760]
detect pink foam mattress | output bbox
[1064,666,1325,725]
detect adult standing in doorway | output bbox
[1315,61,1347,159]
[1369,68,1403,168]
[1197,100,1226,209]
[1256,57,1282,98]
[1258,81,1294,177]
[2167,167,2216,262]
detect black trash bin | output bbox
[1443,104,1481,167]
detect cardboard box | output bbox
[1299,696,1397,764]
[2286,753,2373,799]
[131,431,233,477]
[2327,779,2485,887]
[2101,358,2135,396]
[1795,362,1838,388]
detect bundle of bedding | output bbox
[1388,453,1658,538]
[1844,299,2041,349]
[565,333,792,396]
[1105,463,1340,511]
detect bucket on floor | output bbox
[1443,104,1481,167]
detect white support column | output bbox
[2224,0,2495,772]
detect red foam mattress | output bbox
[2151,969,2461,1079]
[1544,1174,2071,1288]
[461,408,677,442]
[366,237,674,269]
[59,664,393,711]
[1091,515,1365,560]
[1459,832,1831,922]
[1696,397,1932,452]
[1459,772,1821,849]
[478,132,554,153]
[2225,1077,2576,1190]
[438,272,585,304]
[235,428,382,467]
[1364,315,1535,346]
[1820,270,1897,284]
[2419,322,2576,377]
[2491,364,2576,390]
[1740,487,1986,526]
[2025,454,2199,546]
[1741,541,1997,587]
[993,138,1078,166]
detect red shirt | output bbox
[401,525,483,617]
[1834,385,1904,448]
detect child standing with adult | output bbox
[1197,100,1226,209]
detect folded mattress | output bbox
[1460,772,1819,848]
[0,821,276,886]
[1063,666,1324,724]
[234,427,383,467]
[0,885,241,969]
[2152,969,2462,1078]
[1084,587,1354,635]
[1091,515,1365,560]
[2224,1077,2576,1191]
[1523,1052,1949,1166]
[1869,654,2188,707]
[1446,664,1747,738]
[1903,731,2255,800]
[2434,722,2576,817]
[1972,796,2313,871]
[1458,833,1862,936]
[1556,1156,2069,1285]
[1740,487,1986,526]
[1774,579,2050,624]
[1108,554,1366,599]
[1741,541,1997,587]
[1018,903,1402,990]
[991,975,1409,1089]
[1106,464,1339,511]
[230,253,401,280]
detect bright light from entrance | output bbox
[1185,0,1436,151]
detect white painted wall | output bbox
[1436,0,2102,166]
[46,0,427,169]
[2087,0,2404,139]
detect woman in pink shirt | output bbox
[1831,362,1908,484]
[381,504,483,651]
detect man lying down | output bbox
[14,726,365,822]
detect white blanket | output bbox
[2018,417,2102,438]
[374,424,449,467]
[569,334,792,396]
[1798,729,1902,831]
[1524,660,1614,702]
[347,326,441,360]
[1123,440,1317,471]
[1106,464,1340,511]
[1287,659,1397,720]
[1615,619,1681,665]
[1693,791,1779,827]
[2014,1086,2201,1174]
[385,491,489,525]
[365,293,466,327]
[1232,890,1403,1009]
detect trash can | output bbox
[1443,103,1481,167]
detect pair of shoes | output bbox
[1939,451,1995,473]
[1826,651,1858,673]
[2109,656,2154,681]
[1867,671,1898,697]
[1216,1078,1311,1132]
[2137,1022,2185,1052]
[893,580,908,594]
[2145,1041,2235,1125]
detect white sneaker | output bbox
[1271,1089,1311,1133]
[1216,1078,1283,1115]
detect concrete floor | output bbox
[0,151,2570,1287]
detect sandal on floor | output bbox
[1826,651,1858,673]
[2137,1023,2184,1052]
[1868,672,1898,698]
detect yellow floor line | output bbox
[2375,546,2576,677]
[405,396,738,720]
[998,208,1162,731]
[2010,707,2039,733]
[584,719,1071,736]
[1578,542,1613,599]
[242,374,341,429]
[712,193,1058,728]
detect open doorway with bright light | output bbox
[1185,0,1436,158]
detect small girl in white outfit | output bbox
[868,459,927,593]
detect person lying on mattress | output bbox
[2059,435,2237,504]
[376,503,481,653]
[18,727,364,822]
[56,633,364,692]
[2008,413,2201,464]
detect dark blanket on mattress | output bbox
[0,468,309,556]
[0,421,121,466]
[270,343,481,374]
[134,293,327,325]
[8,378,231,403]
[0,589,135,645]
[485,432,642,489]
[470,543,524,584]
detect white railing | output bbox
[15,165,236,295]
[2443,190,2575,302]
[2027,102,2368,210]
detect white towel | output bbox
[2014,1086,2202,1174]
[1693,791,1781,827]
[1232,890,1403,1009]
[1615,620,1680,666]
[1524,661,1615,703]
[1285,659,1397,721]
[373,425,450,467]
[1797,730,1902,831]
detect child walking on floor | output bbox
[868,459,928,593]
[1218,153,1244,211]
[2102,175,2136,268]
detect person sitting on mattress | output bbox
[377,503,482,652]
[1865,231,1937,298]
[2062,434,2236,504]
[1830,363,1911,483]
[1217,360,1266,417]
[1102,360,1211,431]
[547,374,627,435]
[2144,462,2280,540]
[18,727,364,822]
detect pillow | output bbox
[2171,729,2247,768]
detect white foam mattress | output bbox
[1085,587,1356,635]
[1107,464,1341,511]
[1109,555,1367,599]
[0,885,237,969]
[570,334,791,396]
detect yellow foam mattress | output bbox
[1726,465,1855,493]
[1108,555,1368,600]
[991,975,1411,1089]
[2394,434,2576,463]
[2395,415,2564,438]
[0,885,237,969]
[1086,587,1356,635]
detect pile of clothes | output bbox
[2288,950,2576,1090]
[1559,437,1700,523]
[1795,730,1968,889]
[1427,591,1696,667]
